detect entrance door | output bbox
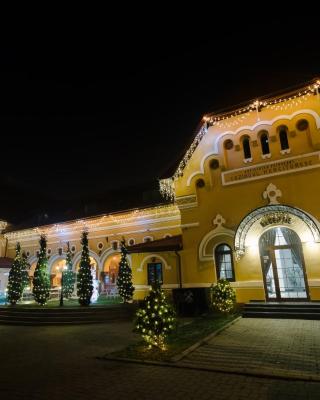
[259,227,309,301]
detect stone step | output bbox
[243,311,320,320]
[243,306,320,313]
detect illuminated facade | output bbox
[1,80,320,303]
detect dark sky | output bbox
[1,17,319,226]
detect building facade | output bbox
[1,80,320,303]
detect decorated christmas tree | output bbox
[210,279,236,313]
[135,282,176,350]
[32,235,51,305]
[63,242,75,298]
[77,230,93,306]
[116,240,134,303]
[21,252,30,291]
[7,242,23,305]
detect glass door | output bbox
[259,227,309,301]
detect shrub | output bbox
[210,279,236,313]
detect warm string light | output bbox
[158,79,320,199]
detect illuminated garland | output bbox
[159,79,320,201]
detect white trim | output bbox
[182,283,211,288]
[134,284,180,290]
[181,222,199,229]
[222,151,320,186]
[163,233,172,239]
[137,254,171,272]
[72,250,101,271]
[97,241,104,250]
[187,109,320,186]
[231,280,264,288]
[199,228,235,262]
[128,238,136,246]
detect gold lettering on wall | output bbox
[222,152,320,185]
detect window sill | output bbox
[243,157,253,163]
[280,148,291,155]
[261,153,271,159]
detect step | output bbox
[243,311,320,320]
[243,306,320,313]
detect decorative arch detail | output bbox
[72,250,101,271]
[199,226,234,261]
[234,205,320,259]
[137,254,171,272]
[187,109,320,186]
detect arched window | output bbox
[242,136,251,159]
[279,126,289,150]
[214,244,235,281]
[260,132,270,155]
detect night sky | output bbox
[1,18,319,227]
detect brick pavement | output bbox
[0,320,320,399]
[178,318,320,380]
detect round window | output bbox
[296,119,309,131]
[209,159,219,169]
[71,245,76,253]
[97,242,104,250]
[128,238,135,246]
[224,139,234,150]
[196,178,205,188]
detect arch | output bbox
[187,109,320,186]
[48,253,66,272]
[27,255,38,267]
[278,125,289,150]
[199,228,235,262]
[234,205,320,259]
[100,247,132,267]
[214,243,235,281]
[137,254,171,272]
[259,130,270,155]
[241,135,251,159]
[72,250,101,272]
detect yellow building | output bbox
[1,79,320,304]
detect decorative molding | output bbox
[234,205,320,259]
[280,148,291,155]
[222,151,320,186]
[243,158,253,164]
[261,153,272,159]
[212,214,226,229]
[263,183,282,205]
[176,194,198,210]
[186,109,320,186]
[199,220,235,262]
[137,254,171,272]
[230,280,264,288]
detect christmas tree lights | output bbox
[135,283,176,350]
[7,242,23,305]
[77,230,93,306]
[116,240,135,303]
[63,242,75,298]
[32,235,51,305]
[210,279,236,313]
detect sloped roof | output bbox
[127,235,183,253]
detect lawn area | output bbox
[108,312,239,362]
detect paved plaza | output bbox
[0,319,320,399]
[178,318,320,380]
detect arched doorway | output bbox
[50,258,67,288]
[259,227,309,301]
[101,254,120,295]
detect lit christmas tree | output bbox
[7,242,23,305]
[135,282,176,350]
[21,252,30,291]
[63,242,75,298]
[77,230,93,306]
[116,240,134,303]
[32,235,51,305]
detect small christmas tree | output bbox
[33,235,51,305]
[77,231,93,306]
[63,242,75,298]
[210,279,236,313]
[117,240,134,303]
[21,252,30,291]
[135,283,176,350]
[7,242,23,305]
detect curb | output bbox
[98,355,320,383]
[171,315,241,362]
